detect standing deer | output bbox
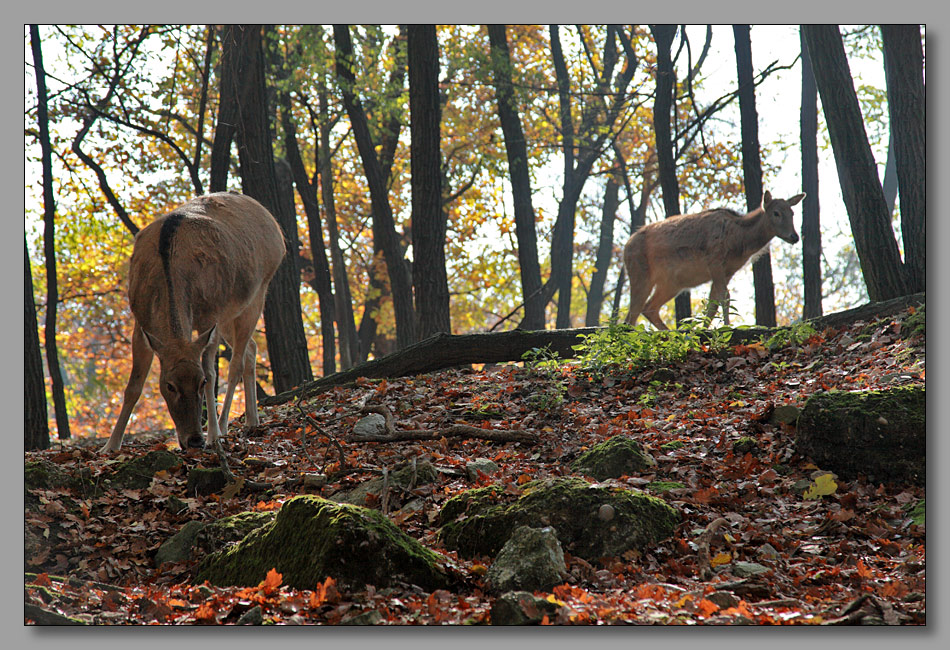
[101,192,286,453]
[624,191,805,330]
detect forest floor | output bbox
[25,305,926,625]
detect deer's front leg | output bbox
[706,278,729,326]
[102,322,153,453]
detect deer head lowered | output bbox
[623,190,805,330]
[101,192,286,453]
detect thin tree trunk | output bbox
[408,25,451,338]
[650,24,691,324]
[333,24,417,349]
[210,24,251,193]
[31,24,70,440]
[881,24,926,294]
[316,72,360,368]
[275,52,336,375]
[801,25,907,301]
[189,24,215,196]
[734,24,776,327]
[223,24,313,393]
[800,26,822,319]
[549,25,579,329]
[486,24,545,330]
[25,238,50,451]
[585,164,621,326]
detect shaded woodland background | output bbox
[24,24,924,450]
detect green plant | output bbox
[521,346,567,412]
[765,321,817,350]
[571,317,731,380]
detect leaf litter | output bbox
[25,310,925,625]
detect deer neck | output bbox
[742,208,776,253]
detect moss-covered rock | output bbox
[645,481,686,493]
[195,511,277,555]
[109,450,183,490]
[25,459,96,496]
[569,436,656,480]
[796,386,925,485]
[438,476,680,561]
[157,511,277,566]
[194,496,452,591]
[330,460,440,506]
[186,467,229,497]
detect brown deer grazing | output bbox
[623,191,805,330]
[101,192,286,453]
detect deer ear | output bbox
[762,190,773,207]
[789,193,805,206]
[194,325,217,351]
[142,329,164,353]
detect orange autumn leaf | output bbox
[697,598,720,617]
[723,600,754,618]
[693,486,719,504]
[260,568,282,595]
[310,576,338,608]
[856,559,872,579]
[516,473,532,485]
[32,573,52,587]
[194,601,217,621]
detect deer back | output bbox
[128,192,286,347]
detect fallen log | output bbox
[263,292,924,407]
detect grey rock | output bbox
[486,526,567,593]
[490,591,560,625]
[352,414,387,439]
[466,458,499,481]
[155,520,208,566]
[237,605,263,625]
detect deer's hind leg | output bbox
[216,293,265,442]
[623,239,654,327]
[641,279,679,331]
[199,327,221,446]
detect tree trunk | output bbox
[333,24,417,350]
[549,25,579,329]
[800,26,823,319]
[734,25,777,327]
[585,164,621,326]
[209,25,249,193]
[318,80,361,368]
[31,24,70,440]
[486,24,545,330]
[222,24,313,394]
[801,25,907,302]
[276,54,336,376]
[650,25,691,325]
[408,25,451,339]
[881,24,925,294]
[25,238,50,451]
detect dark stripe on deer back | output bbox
[159,212,186,338]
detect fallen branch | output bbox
[355,405,538,445]
[262,293,925,407]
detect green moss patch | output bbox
[438,476,679,561]
[796,386,925,485]
[570,436,656,480]
[195,496,452,591]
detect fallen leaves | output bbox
[23,312,926,625]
